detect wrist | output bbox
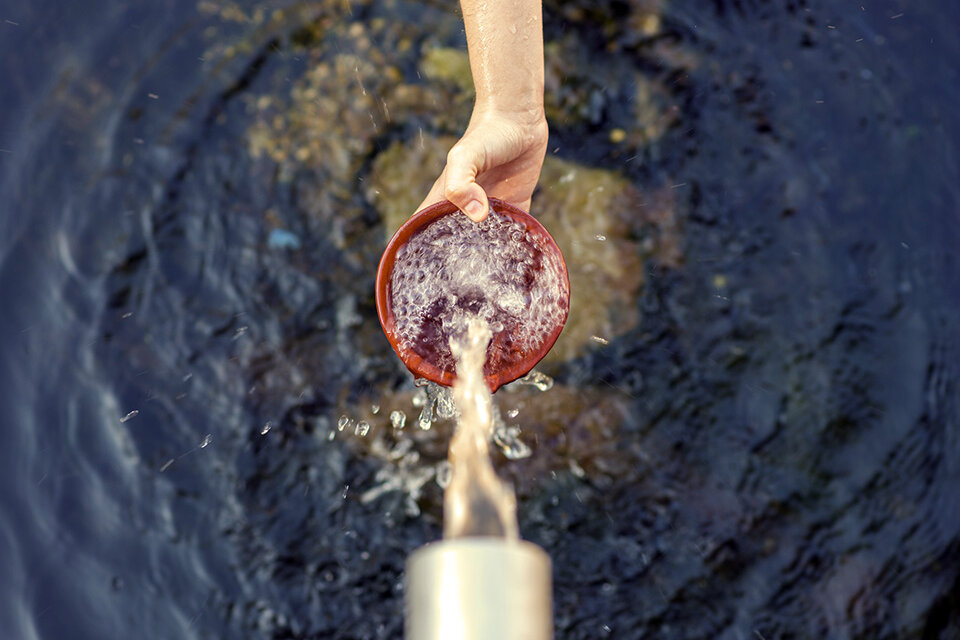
[472,99,547,128]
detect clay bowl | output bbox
[375,198,570,392]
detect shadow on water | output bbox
[0,0,958,638]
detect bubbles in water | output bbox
[120,410,139,423]
[506,408,519,419]
[199,434,213,448]
[337,415,352,431]
[355,421,371,437]
[260,421,272,435]
[389,209,567,373]
[390,410,406,429]
[371,404,380,414]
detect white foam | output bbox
[390,209,567,370]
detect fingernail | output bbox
[464,200,485,220]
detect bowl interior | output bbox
[375,198,569,392]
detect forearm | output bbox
[459,0,544,120]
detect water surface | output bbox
[1,0,958,638]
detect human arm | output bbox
[417,0,548,221]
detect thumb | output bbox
[443,144,489,222]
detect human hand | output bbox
[417,108,549,221]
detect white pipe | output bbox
[405,538,553,640]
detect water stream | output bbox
[445,318,518,540]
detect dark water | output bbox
[1,0,958,638]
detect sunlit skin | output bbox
[418,0,547,221]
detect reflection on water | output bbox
[1,0,959,638]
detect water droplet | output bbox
[260,421,272,435]
[355,421,370,437]
[417,408,432,431]
[412,389,427,408]
[390,438,414,460]
[435,388,456,420]
[493,426,532,460]
[390,410,406,429]
[569,459,586,478]
[435,461,452,488]
[120,410,139,423]
[514,370,553,391]
[200,434,213,448]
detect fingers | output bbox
[415,114,545,222]
[415,150,489,222]
[443,144,489,222]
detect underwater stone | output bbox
[368,135,457,235]
[420,47,474,94]
[533,156,647,364]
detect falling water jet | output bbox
[405,319,553,640]
[375,199,566,640]
[443,319,518,539]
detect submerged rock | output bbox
[420,47,474,94]
[534,157,648,364]
[367,136,457,235]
